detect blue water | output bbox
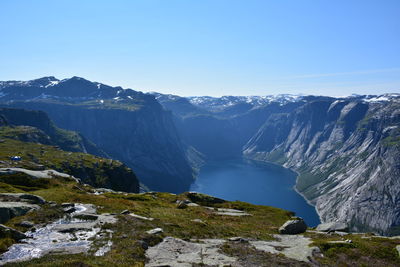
[190,158,320,226]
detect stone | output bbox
[0,224,26,240]
[61,203,74,208]
[145,237,237,267]
[206,207,251,216]
[176,200,188,209]
[316,222,349,232]
[0,193,46,204]
[146,228,163,235]
[128,213,154,221]
[120,209,130,215]
[250,234,318,262]
[279,218,307,235]
[0,202,40,223]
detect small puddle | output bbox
[0,204,103,265]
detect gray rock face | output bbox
[0,193,46,204]
[279,219,307,234]
[0,202,40,224]
[250,234,318,262]
[244,98,400,235]
[316,222,349,232]
[145,237,239,267]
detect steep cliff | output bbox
[244,98,400,235]
[0,77,194,193]
[0,108,103,156]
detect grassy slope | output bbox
[0,137,138,192]
[1,175,399,266]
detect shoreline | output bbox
[242,155,323,224]
[192,156,322,225]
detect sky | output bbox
[0,0,399,97]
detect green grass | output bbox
[0,138,137,192]
[306,232,400,267]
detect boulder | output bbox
[0,193,46,204]
[316,222,349,232]
[279,218,307,234]
[146,228,163,235]
[0,224,26,240]
[0,202,40,223]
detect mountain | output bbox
[0,107,104,156]
[0,77,194,193]
[153,92,400,235]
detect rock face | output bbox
[279,218,308,235]
[0,77,194,193]
[250,234,318,262]
[156,93,400,235]
[145,237,238,267]
[0,108,104,156]
[316,222,349,232]
[0,193,43,223]
[244,98,400,235]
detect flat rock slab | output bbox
[0,193,46,204]
[316,222,348,232]
[205,207,251,216]
[145,237,240,267]
[250,234,318,262]
[128,213,154,221]
[0,168,79,182]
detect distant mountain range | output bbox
[1,76,400,235]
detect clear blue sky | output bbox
[0,0,399,96]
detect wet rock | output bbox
[145,237,237,267]
[0,224,26,240]
[0,204,117,265]
[120,209,130,215]
[279,218,307,235]
[146,228,163,235]
[316,222,349,232]
[0,202,40,223]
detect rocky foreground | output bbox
[0,169,400,266]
